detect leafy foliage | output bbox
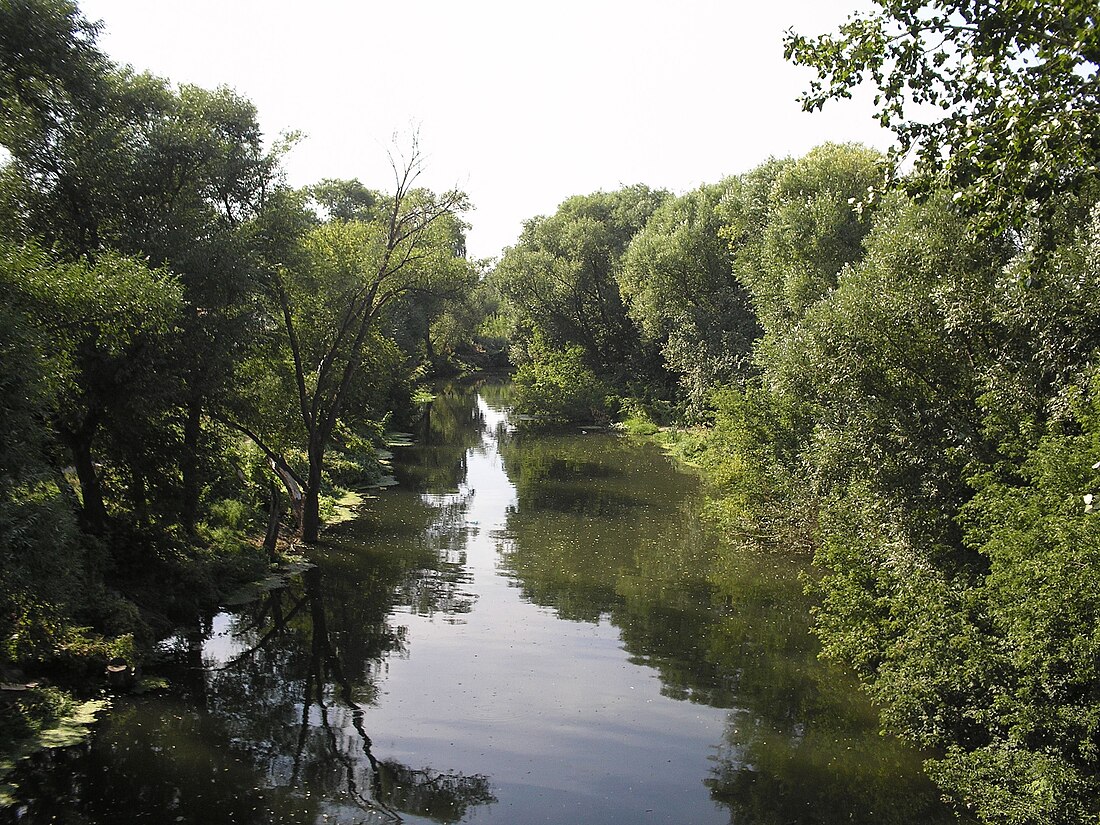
[784,0,1100,233]
[735,142,887,335]
[619,180,760,416]
[490,185,668,387]
[512,338,613,427]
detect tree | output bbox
[257,146,469,543]
[736,143,887,336]
[491,185,668,388]
[784,0,1100,233]
[512,337,613,427]
[0,242,87,662]
[761,186,1100,823]
[2,0,282,531]
[0,241,182,534]
[940,369,1100,824]
[112,78,279,531]
[307,178,382,223]
[619,179,760,416]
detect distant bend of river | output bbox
[8,381,961,825]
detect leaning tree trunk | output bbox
[269,458,304,529]
[61,418,108,535]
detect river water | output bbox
[10,383,960,824]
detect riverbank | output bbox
[0,454,393,808]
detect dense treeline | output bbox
[488,2,1100,822]
[0,0,491,757]
[4,0,1100,821]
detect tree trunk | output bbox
[301,485,321,544]
[181,391,203,533]
[300,437,325,543]
[263,480,283,561]
[270,458,304,529]
[301,464,323,545]
[62,421,108,535]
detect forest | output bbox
[2,0,1099,822]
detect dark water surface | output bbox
[10,383,960,824]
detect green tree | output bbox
[619,179,760,416]
[0,0,112,254]
[491,185,668,387]
[789,190,1004,536]
[2,0,282,531]
[778,189,1100,823]
[784,0,1100,233]
[939,370,1100,823]
[0,242,87,663]
[512,337,612,427]
[1,241,182,534]
[112,78,279,531]
[424,263,504,371]
[307,177,383,223]
[255,149,469,543]
[737,143,887,336]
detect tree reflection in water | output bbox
[202,550,494,824]
[498,431,962,824]
[204,382,492,822]
[8,414,497,825]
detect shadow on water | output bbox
[8,554,494,825]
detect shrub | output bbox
[513,342,613,427]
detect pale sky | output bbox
[77,0,890,261]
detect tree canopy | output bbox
[0,0,479,699]
[784,0,1100,232]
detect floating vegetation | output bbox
[0,688,107,807]
[329,490,366,524]
[222,557,315,607]
[384,432,416,449]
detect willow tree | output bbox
[618,179,760,415]
[490,185,668,390]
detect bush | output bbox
[513,341,613,427]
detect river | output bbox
[8,382,960,824]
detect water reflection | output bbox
[497,424,962,823]
[8,407,497,824]
[7,382,961,824]
[192,526,494,822]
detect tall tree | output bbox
[1,0,281,531]
[1,241,182,534]
[491,185,668,387]
[256,147,469,543]
[618,179,760,416]
[736,143,887,336]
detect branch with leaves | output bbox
[784,0,1100,234]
